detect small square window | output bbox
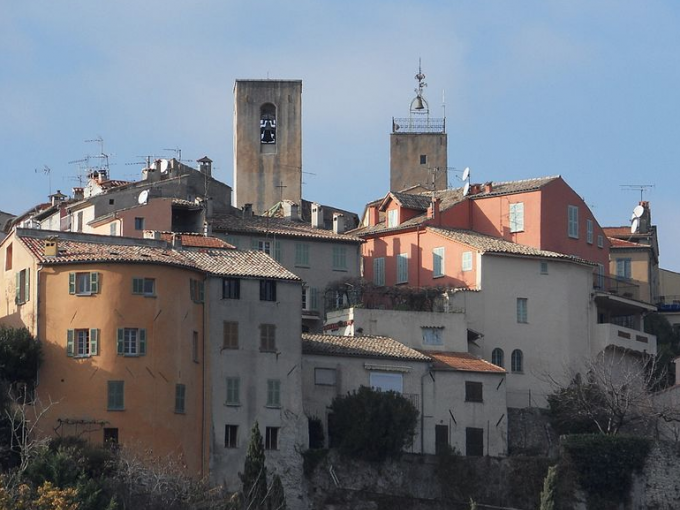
[134,217,145,231]
[132,277,155,296]
[420,154,427,165]
[422,327,443,345]
[225,425,238,448]
[222,278,240,299]
[70,272,99,296]
[116,328,146,356]
[540,261,548,275]
[314,368,337,386]
[265,426,279,450]
[465,381,483,402]
[260,280,277,301]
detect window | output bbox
[190,278,205,303]
[568,205,579,239]
[422,327,443,346]
[260,280,277,301]
[192,331,199,363]
[433,247,445,278]
[132,277,155,296]
[69,272,100,295]
[116,328,147,356]
[303,287,320,312]
[15,268,29,305]
[511,349,524,373]
[265,426,279,450]
[267,379,281,407]
[109,223,117,236]
[586,219,593,244]
[462,251,473,272]
[369,372,403,393]
[107,381,124,411]
[67,328,99,357]
[465,381,483,402]
[103,428,119,447]
[76,212,83,232]
[175,384,186,413]
[222,278,240,299]
[260,103,276,144]
[226,377,240,405]
[223,321,238,350]
[373,257,385,286]
[491,348,504,368]
[595,263,605,289]
[616,258,632,280]
[332,246,347,271]
[540,261,548,275]
[134,217,145,231]
[295,243,310,267]
[260,324,276,352]
[597,234,604,248]
[516,298,528,324]
[420,154,427,165]
[225,425,238,448]
[396,253,408,284]
[257,240,272,255]
[466,427,484,456]
[5,243,12,270]
[509,202,524,233]
[387,209,398,228]
[314,368,337,386]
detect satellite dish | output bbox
[138,190,149,205]
[394,123,400,131]
[632,205,644,218]
[463,182,470,197]
[462,167,470,181]
[630,218,639,234]
[159,159,169,173]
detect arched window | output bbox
[260,103,276,144]
[511,349,523,373]
[491,348,504,368]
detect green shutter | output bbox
[90,272,100,294]
[139,329,147,355]
[251,239,259,250]
[69,272,76,294]
[25,269,29,303]
[90,329,99,356]
[197,281,204,303]
[15,272,20,303]
[66,329,74,357]
[311,287,319,311]
[274,241,281,262]
[189,279,195,301]
[117,329,124,355]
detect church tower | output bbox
[390,64,447,192]
[233,80,302,214]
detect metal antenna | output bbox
[35,165,52,195]
[620,184,655,202]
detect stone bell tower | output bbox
[390,63,447,193]
[233,80,303,214]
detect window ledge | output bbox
[75,293,93,297]
[174,410,185,415]
[332,268,348,272]
[107,408,125,412]
[433,275,445,279]
[260,349,278,354]
[224,403,242,407]
[265,405,282,409]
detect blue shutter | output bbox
[69,272,76,294]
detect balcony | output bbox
[592,323,656,356]
[593,274,640,301]
[657,295,680,312]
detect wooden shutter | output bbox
[69,272,76,294]
[90,272,100,294]
[25,269,29,302]
[15,272,20,303]
[66,329,74,357]
[274,241,281,262]
[90,329,99,356]
[117,329,124,355]
[139,329,147,355]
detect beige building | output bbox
[233,80,303,213]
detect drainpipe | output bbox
[416,226,422,288]
[201,273,207,478]
[35,265,43,386]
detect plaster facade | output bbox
[390,133,447,192]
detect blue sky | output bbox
[3,1,680,270]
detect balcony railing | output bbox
[593,274,639,301]
[392,117,445,134]
[592,323,656,356]
[657,295,680,312]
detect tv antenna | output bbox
[85,136,112,174]
[35,165,52,195]
[620,184,654,202]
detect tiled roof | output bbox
[428,227,593,264]
[98,180,130,190]
[383,192,431,211]
[603,227,635,238]
[609,237,645,248]
[171,199,202,209]
[158,233,235,249]
[17,232,299,280]
[428,351,505,373]
[302,333,430,361]
[352,176,560,236]
[182,250,300,280]
[211,213,363,243]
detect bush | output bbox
[329,386,418,462]
[308,416,325,449]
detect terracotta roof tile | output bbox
[211,213,363,243]
[384,192,431,211]
[183,250,300,280]
[428,351,505,373]
[609,237,644,248]
[302,333,430,361]
[158,233,235,249]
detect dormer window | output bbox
[260,103,276,144]
[387,209,398,228]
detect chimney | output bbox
[368,205,380,226]
[143,165,161,182]
[311,203,324,229]
[242,204,253,218]
[469,184,482,195]
[204,197,214,219]
[143,230,162,240]
[638,201,652,234]
[72,187,84,201]
[197,156,212,177]
[172,233,183,249]
[282,201,299,221]
[44,238,58,257]
[333,213,346,234]
[428,197,441,220]
[484,182,493,193]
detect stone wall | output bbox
[507,407,559,457]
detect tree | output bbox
[0,326,42,384]
[539,465,557,510]
[547,349,680,435]
[239,422,267,510]
[268,474,286,510]
[329,386,418,461]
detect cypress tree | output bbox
[240,422,267,509]
[539,465,557,510]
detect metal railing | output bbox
[392,117,445,134]
[593,273,640,300]
[657,295,680,311]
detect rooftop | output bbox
[302,333,430,362]
[428,351,506,373]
